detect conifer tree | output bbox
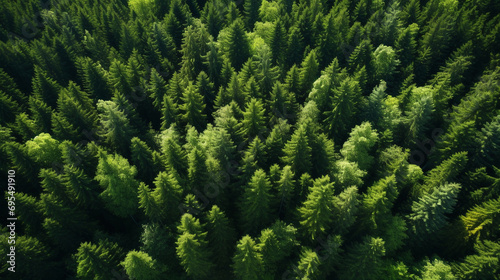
[76,57,112,100]
[454,240,500,280]
[241,169,273,233]
[122,250,162,280]
[294,247,322,280]
[331,186,360,235]
[298,49,319,101]
[97,100,137,157]
[298,175,335,240]
[409,183,461,242]
[420,259,456,280]
[233,235,265,280]
[32,65,61,108]
[75,240,124,280]
[206,205,237,270]
[259,220,297,272]
[276,165,295,219]
[130,137,158,185]
[339,237,386,280]
[176,213,214,278]
[180,82,207,131]
[324,77,362,140]
[460,197,500,242]
[94,151,139,217]
[244,0,262,29]
[282,125,312,177]
[240,98,266,139]
[152,171,184,223]
[340,122,379,171]
[226,19,251,71]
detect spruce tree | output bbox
[233,235,265,280]
[240,98,266,139]
[282,125,312,177]
[339,237,386,280]
[176,213,214,279]
[94,151,139,217]
[226,19,251,71]
[241,169,273,233]
[298,175,335,240]
[206,205,237,270]
[180,82,207,131]
[294,247,322,280]
[409,183,461,242]
[340,122,379,171]
[75,240,124,280]
[122,250,162,280]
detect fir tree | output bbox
[282,125,312,177]
[241,169,273,233]
[180,82,207,131]
[122,250,162,280]
[233,235,265,280]
[94,151,139,217]
[298,175,335,240]
[339,237,386,280]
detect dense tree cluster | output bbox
[1,0,499,279]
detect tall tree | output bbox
[233,235,265,280]
[298,175,335,240]
[94,151,139,217]
[241,169,273,233]
[282,124,312,177]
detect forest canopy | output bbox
[0,0,500,279]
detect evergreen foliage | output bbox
[1,0,499,278]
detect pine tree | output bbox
[372,44,400,83]
[76,57,112,100]
[130,137,158,185]
[403,86,435,144]
[62,164,99,209]
[282,125,312,177]
[226,19,251,71]
[259,220,297,273]
[339,237,386,280]
[454,240,500,280]
[324,77,362,140]
[180,20,212,80]
[298,49,319,101]
[97,100,137,157]
[187,146,208,189]
[409,183,461,242]
[331,186,360,235]
[152,171,184,223]
[122,250,162,280]
[298,175,335,240]
[480,115,500,166]
[32,65,61,108]
[420,259,456,280]
[294,247,322,280]
[203,40,223,88]
[244,0,262,29]
[233,235,265,280]
[420,152,468,195]
[196,71,216,118]
[241,169,273,233]
[269,19,286,67]
[460,197,500,242]
[94,151,139,217]
[240,98,266,139]
[176,213,214,278]
[206,205,237,270]
[340,122,379,171]
[333,159,367,191]
[180,82,207,131]
[276,165,295,219]
[75,240,124,280]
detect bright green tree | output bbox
[233,235,265,280]
[298,175,335,240]
[94,151,139,217]
[339,237,386,280]
[282,125,312,177]
[122,250,162,280]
